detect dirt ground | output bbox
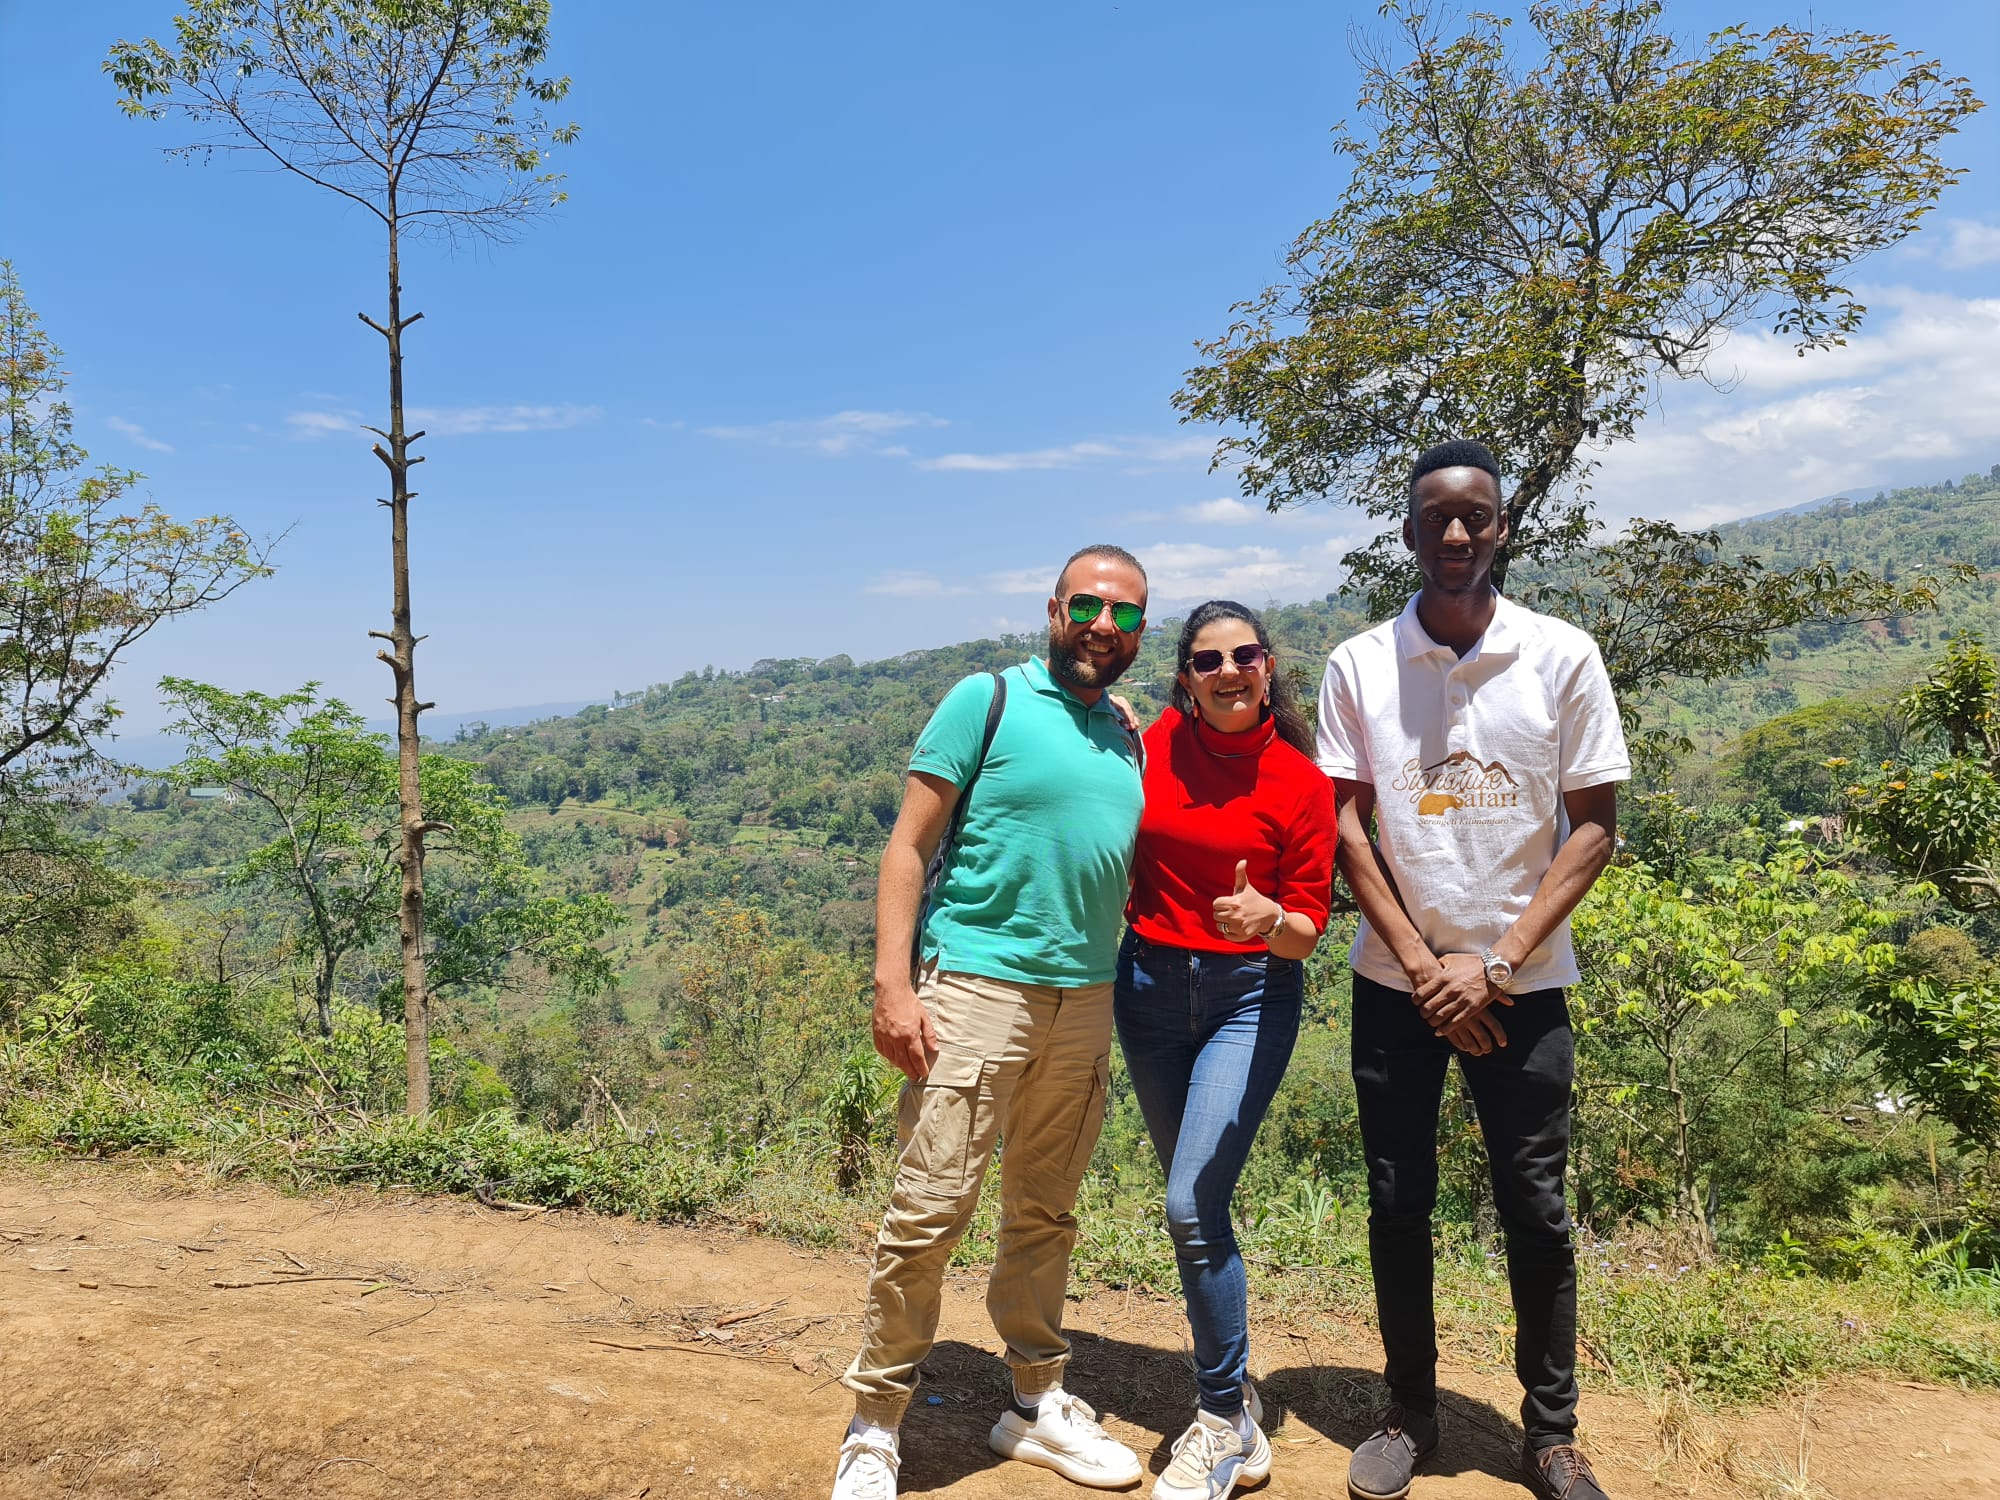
[2,1159,1996,1500]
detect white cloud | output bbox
[104,417,173,453]
[986,564,1063,595]
[1904,217,2000,270]
[919,434,1215,474]
[975,509,1371,610]
[863,571,968,597]
[1590,286,2000,527]
[285,402,600,440]
[1138,533,1372,607]
[701,409,946,456]
[407,403,601,436]
[285,409,357,439]
[1178,496,1261,523]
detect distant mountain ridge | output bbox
[110,698,610,772]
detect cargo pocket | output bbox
[1063,1052,1112,1178]
[899,1046,987,1199]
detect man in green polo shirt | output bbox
[831,545,1150,1500]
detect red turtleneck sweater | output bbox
[1126,706,1337,953]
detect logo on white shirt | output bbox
[1391,750,1522,817]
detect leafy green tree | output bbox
[667,902,868,1141]
[1843,634,2000,910]
[0,263,264,1003]
[1177,0,1980,608]
[0,811,134,1008]
[162,678,613,1044]
[1720,696,1907,817]
[0,263,267,799]
[1572,839,1901,1252]
[111,0,579,1113]
[1863,960,2000,1156]
[1837,636,2000,1151]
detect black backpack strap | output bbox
[910,670,1008,977]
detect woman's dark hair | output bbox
[1169,599,1314,758]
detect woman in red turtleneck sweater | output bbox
[1116,600,1335,1500]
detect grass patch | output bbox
[4,1051,1998,1406]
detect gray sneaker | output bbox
[1347,1403,1438,1500]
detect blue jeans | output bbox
[1114,928,1302,1416]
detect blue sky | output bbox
[3,1,1997,734]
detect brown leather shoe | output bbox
[1522,1441,1609,1500]
[1348,1403,1438,1500]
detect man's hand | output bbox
[1413,951,1512,1032]
[1212,859,1282,943]
[873,977,939,1082]
[1442,1009,1508,1056]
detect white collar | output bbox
[1392,590,1524,661]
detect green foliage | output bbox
[0,263,267,803]
[666,901,869,1139]
[1720,697,1906,817]
[1522,519,1968,734]
[825,1045,900,1195]
[159,677,616,1036]
[0,805,135,1006]
[0,265,263,1001]
[107,0,579,236]
[1862,970,2000,1153]
[1176,0,1981,608]
[1845,634,2000,910]
[1572,839,1902,1245]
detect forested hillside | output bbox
[91,469,1999,980]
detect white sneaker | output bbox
[988,1388,1143,1487]
[1152,1410,1272,1500]
[832,1431,900,1500]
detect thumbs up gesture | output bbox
[1212,858,1281,944]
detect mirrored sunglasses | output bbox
[1065,594,1144,633]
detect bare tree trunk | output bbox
[314,957,335,1039]
[1665,1044,1715,1258]
[364,203,437,1116]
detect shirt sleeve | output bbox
[1275,765,1338,930]
[1557,643,1631,792]
[1315,651,1368,781]
[908,671,1002,788]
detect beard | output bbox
[1048,622,1137,693]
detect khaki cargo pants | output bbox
[842,964,1113,1425]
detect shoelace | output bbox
[836,1436,899,1500]
[1045,1392,1106,1438]
[1167,1417,1234,1473]
[1538,1444,1596,1497]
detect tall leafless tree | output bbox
[111,0,579,1112]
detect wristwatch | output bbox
[1481,947,1514,989]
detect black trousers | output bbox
[1349,971,1578,1447]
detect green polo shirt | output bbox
[910,657,1144,987]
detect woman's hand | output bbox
[1211,859,1282,942]
[1107,692,1140,734]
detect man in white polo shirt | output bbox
[1316,440,1627,1500]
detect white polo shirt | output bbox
[1316,591,1629,993]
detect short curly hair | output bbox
[1409,439,1502,504]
